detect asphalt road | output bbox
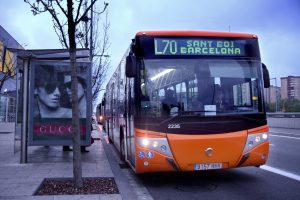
[138,167,300,200]
[266,128,300,175]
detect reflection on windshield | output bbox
[140,59,262,118]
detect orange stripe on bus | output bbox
[248,125,269,134]
[135,128,166,138]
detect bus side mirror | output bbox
[125,55,136,77]
[262,63,270,88]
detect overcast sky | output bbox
[1,0,299,90]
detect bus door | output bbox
[109,84,115,143]
[126,78,135,166]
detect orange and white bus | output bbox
[103,31,270,173]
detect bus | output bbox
[103,31,270,173]
[96,97,105,125]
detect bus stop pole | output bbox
[21,59,29,163]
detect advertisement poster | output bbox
[29,61,91,146]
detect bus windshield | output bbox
[140,59,263,118]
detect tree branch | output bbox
[75,0,99,25]
[74,0,84,23]
[55,0,68,17]
[41,1,69,48]
[91,10,110,102]
[52,19,68,48]
[24,0,47,15]
[25,0,69,48]
[92,1,109,15]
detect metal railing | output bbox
[267,112,300,118]
[0,94,16,123]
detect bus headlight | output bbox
[142,138,150,146]
[152,141,159,148]
[262,133,268,140]
[255,136,261,143]
[137,137,172,157]
[243,132,269,153]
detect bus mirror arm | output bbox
[262,63,270,88]
[125,55,137,78]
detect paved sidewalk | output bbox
[0,128,122,200]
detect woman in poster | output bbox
[62,73,87,118]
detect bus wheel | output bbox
[120,127,125,161]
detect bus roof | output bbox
[136,30,257,38]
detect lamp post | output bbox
[3,89,8,122]
[270,78,279,112]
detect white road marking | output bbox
[261,165,300,182]
[269,143,274,146]
[269,134,300,140]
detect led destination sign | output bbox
[154,38,246,56]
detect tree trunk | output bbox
[70,48,83,188]
[67,0,83,188]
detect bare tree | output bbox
[25,0,108,188]
[76,4,110,108]
[91,11,110,107]
[0,45,17,93]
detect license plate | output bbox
[194,163,222,170]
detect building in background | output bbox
[0,25,23,130]
[0,25,24,94]
[280,76,300,100]
[264,85,280,104]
